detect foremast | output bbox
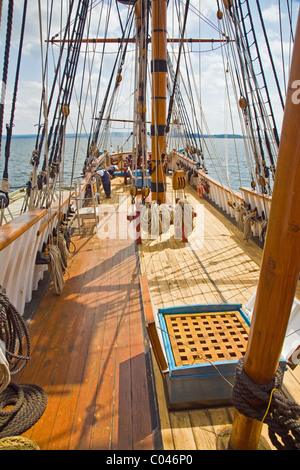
[151,0,167,204]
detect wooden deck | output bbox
[15,176,300,450]
[138,179,300,450]
[16,180,160,450]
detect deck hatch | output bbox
[156,303,286,407]
[164,311,250,367]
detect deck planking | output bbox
[14,176,300,450]
[138,178,300,450]
[16,181,157,450]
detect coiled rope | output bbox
[0,293,47,438]
[176,198,195,237]
[49,245,64,295]
[57,231,70,269]
[48,231,71,295]
[0,291,30,376]
[0,341,10,394]
[140,202,173,237]
[234,203,255,241]
[0,382,47,438]
[232,358,300,450]
[0,435,40,450]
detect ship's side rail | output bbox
[171,151,272,242]
[0,176,91,315]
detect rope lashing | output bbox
[0,382,47,438]
[176,198,195,237]
[48,230,71,295]
[232,358,300,450]
[0,290,31,376]
[140,202,173,237]
[234,202,257,241]
[49,244,65,295]
[57,232,70,270]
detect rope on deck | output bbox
[232,358,300,450]
[0,435,40,450]
[0,382,47,438]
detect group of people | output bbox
[93,164,118,199]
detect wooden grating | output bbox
[165,311,250,367]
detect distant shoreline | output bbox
[1,133,244,140]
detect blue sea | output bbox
[0,133,252,192]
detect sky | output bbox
[0,0,299,138]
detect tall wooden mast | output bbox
[151,0,167,204]
[229,10,300,450]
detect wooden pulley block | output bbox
[141,187,150,198]
[172,170,186,190]
[130,186,138,197]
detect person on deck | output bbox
[95,169,111,198]
[108,165,118,178]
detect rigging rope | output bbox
[222,1,276,193]
[255,0,285,111]
[0,0,14,174]
[87,3,135,163]
[233,358,300,450]
[2,0,27,187]
[165,0,190,135]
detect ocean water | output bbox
[0,133,252,193]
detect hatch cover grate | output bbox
[165,311,250,366]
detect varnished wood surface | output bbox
[14,176,300,450]
[138,178,300,450]
[16,181,158,450]
[0,209,46,251]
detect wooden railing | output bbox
[0,145,110,316]
[0,174,91,315]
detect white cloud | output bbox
[262,4,283,24]
[0,0,296,138]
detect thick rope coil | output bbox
[232,358,300,450]
[140,203,160,236]
[176,198,195,237]
[260,219,268,243]
[0,382,47,438]
[140,204,150,234]
[234,204,255,241]
[0,435,40,450]
[140,202,173,237]
[49,245,65,295]
[0,341,10,394]
[61,225,72,251]
[243,211,254,240]
[0,291,30,376]
[57,232,70,270]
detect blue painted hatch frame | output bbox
[157,303,251,378]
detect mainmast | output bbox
[229,10,300,450]
[135,0,149,183]
[151,0,167,204]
